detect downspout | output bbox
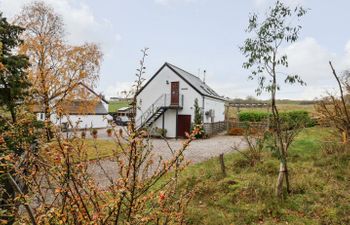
[175,109,178,139]
[202,96,205,123]
[162,113,165,137]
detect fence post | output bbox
[219,153,226,176]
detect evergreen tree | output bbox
[0,13,30,123]
[193,98,205,138]
[193,98,202,125]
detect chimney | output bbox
[203,70,206,84]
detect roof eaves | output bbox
[78,82,109,104]
[135,62,168,97]
[165,63,205,98]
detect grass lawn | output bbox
[44,138,121,161]
[84,139,121,160]
[108,100,130,113]
[178,127,350,224]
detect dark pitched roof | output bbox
[137,62,226,101]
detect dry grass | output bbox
[179,127,350,224]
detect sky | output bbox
[1,0,350,100]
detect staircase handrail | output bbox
[136,94,166,128]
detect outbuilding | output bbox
[33,83,111,130]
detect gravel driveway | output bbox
[88,133,247,188]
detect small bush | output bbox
[228,127,244,136]
[321,141,348,155]
[238,110,315,128]
[191,124,205,139]
[150,127,167,138]
[238,112,269,122]
[232,155,251,169]
[255,160,278,175]
[279,110,315,128]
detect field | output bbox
[108,100,130,113]
[227,103,317,120]
[177,127,350,224]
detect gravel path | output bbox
[88,133,247,188]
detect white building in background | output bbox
[136,62,226,138]
[33,83,111,129]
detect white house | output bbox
[136,62,226,138]
[33,83,111,129]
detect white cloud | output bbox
[211,37,350,100]
[104,81,134,99]
[0,0,121,52]
[253,0,305,8]
[278,37,350,99]
[154,0,198,5]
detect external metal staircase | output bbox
[136,94,183,129]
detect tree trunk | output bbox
[284,161,291,193]
[44,99,52,141]
[276,162,286,197]
[10,107,16,123]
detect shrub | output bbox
[191,124,205,139]
[321,141,348,155]
[150,127,167,138]
[279,110,315,128]
[106,128,113,137]
[238,110,315,128]
[228,127,244,136]
[91,129,98,138]
[238,111,269,122]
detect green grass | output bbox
[108,101,130,113]
[178,127,350,224]
[84,139,121,160]
[45,138,121,161]
[227,103,316,120]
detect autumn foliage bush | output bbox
[0,40,196,223]
[228,127,245,136]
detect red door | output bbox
[177,115,191,138]
[171,82,179,106]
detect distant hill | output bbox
[228,98,316,105]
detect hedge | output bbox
[238,111,270,122]
[238,110,316,128]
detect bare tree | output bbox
[316,62,350,143]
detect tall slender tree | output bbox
[193,98,202,125]
[240,1,307,197]
[16,1,102,140]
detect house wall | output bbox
[203,96,226,123]
[137,66,203,138]
[36,113,110,129]
[54,115,110,129]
